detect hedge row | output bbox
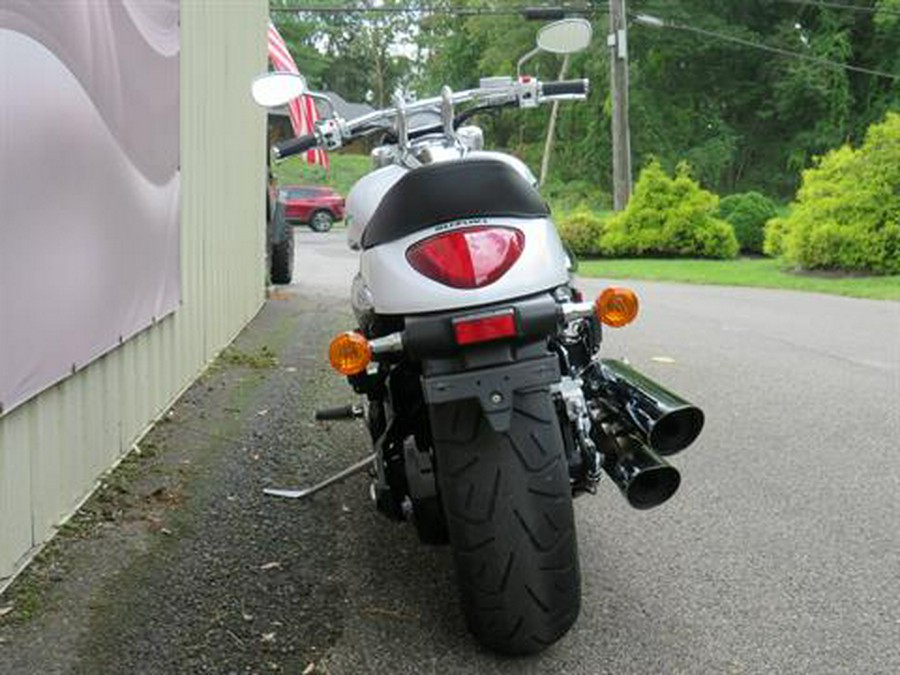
[555,113,899,276]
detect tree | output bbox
[269,0,331,88]
[271,0,416,104]
[273,0,898,206]
[766,112,900,274]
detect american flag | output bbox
[267,21,329,169]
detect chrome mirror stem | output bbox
[517,46,540,77]
[440,85,456,143]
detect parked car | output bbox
[278,185,345,232]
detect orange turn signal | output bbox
[328,332,372,375]
[595,286,639,327]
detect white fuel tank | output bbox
[345,163,407,250]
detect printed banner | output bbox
[0,1,181,414]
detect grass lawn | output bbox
[578,257,900,301]
[272,152,371,200]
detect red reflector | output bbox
[406,227,525,289]
[453,312,517,346]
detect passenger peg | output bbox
[314,404,364,421]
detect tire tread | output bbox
[431,388,580,655]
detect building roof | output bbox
[322,91,375,120]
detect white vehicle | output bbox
[252,19,704,655]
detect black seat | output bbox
[361,158,550,249]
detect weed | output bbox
[218,345,278,369]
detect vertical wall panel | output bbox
[0,411,32,572]
[0,1,269,584]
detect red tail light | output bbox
[453,310,517,345]
[406,226,525,289]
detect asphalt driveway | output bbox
[1,229,898,674]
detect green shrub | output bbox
[775,112,900,275]
[763,216,791,257]
[556,206,605,256]
[719,191,778,253]
[600,160,739,259]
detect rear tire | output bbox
[270,231,294,284]
[430,387,580,655]
[412,496,449,545]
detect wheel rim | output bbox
[312,212,331,231]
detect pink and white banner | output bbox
[0,1,181,414]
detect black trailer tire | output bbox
[430,388,580,655]
[270,232,294,284]
[309,210,334,233]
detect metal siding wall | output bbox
[0,1,268,583]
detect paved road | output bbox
[291,230,900,673]
[1,229,897,674]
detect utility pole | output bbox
[608,0,632,210]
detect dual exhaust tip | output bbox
[601,435,682,510]
[591,359,704,510]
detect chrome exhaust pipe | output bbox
[598,359,704,456]
[596,432,681,510]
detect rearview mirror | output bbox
[536,18,593,55]
[251,71,307,107]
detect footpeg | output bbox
[314,404,364,421]
[264,453,376,500]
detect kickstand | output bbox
[263,453,376,499]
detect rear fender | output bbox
[401,292,561,361]
[422,354,559,433]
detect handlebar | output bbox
[273,134,318,160]
[541,79,589,98]
[270,76,589,157]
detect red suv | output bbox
[278,185,345,232]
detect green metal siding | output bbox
[0,1,269,585]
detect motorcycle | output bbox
[252,18,704,655]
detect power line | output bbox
[632,13,900,81]
[269,4,600,17]
[271,1,900,18]
[772,0,900,17]
[638,0,900,19]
